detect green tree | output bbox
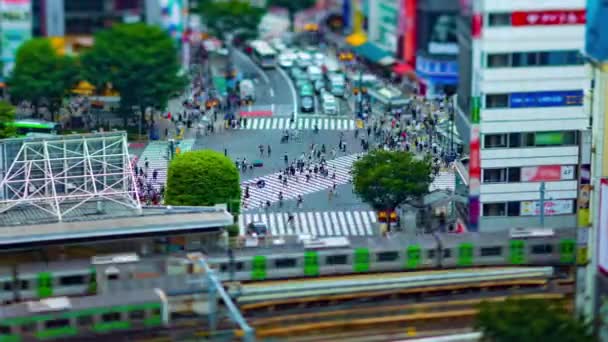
[7,38,80,121]
[165,150,241,213]
[352,150,432,211]
[476,298,594,342]
[0,100,17,138]
[82,23,186,128]
[267,0,316,29]
[197,0,265,40]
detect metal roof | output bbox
[0,201,233,247]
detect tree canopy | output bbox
[352,150,432,210]
[0,101,16,139]
[197,0,265,40]
[7,38,80,120]
[165,150,241,212]
[476,298,594,342]
[82,23,185,126]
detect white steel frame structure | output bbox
[0,133,142,221]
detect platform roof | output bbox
[0,201,233,247]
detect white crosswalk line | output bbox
[315,212,326,236]
[272,118,279,130]
[292,212,300,234]
[349,119,356,130]
[252,213,259,223]
[307,212,317,236]
[238,117,356,131]
[361,212,373,235]
[337,211,347,235]
[324,212,334,235]
[323,118,329,130]
[338,119,344,130]
[368,210,377,222]
[304,118,310,129]
[353,211,365,236]
[299,212,308,235]
[269,212,279,235]
[252,119,260,130]
[266,119,273,130]
[345,212,357,236]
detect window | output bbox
[483,168,506,183]
[107,273,119,281]
[563,131,577,145]
[59,275,85,286]
[77,315,93,326]
[523,133,535,147]
[45,318,70,329]
[487,53,510,67]
[21,323,36,333]
[20,280,29,290]
[507,168,521,182]
[507,201,521,216]
[101,312,121,322]
[486,94,509,108]
[508,133,522,147]
[427,250,436,259]
[483,203,506,216]
[274,258,297,268]
[2,281,12,291]
[532,244,553,254]
[377,251,399,262]
[512,52,538,67]
[484,134,506,148]
[129,310,146,320]
[481,247,502,256]
[326,255,348,265]
[443,249,452,258]
[220,262,243,272]
[0,326,11,334]
[488,13,511,26]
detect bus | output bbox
[4,119,61,137]
[249,40,277,69]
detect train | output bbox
[0,228,577,306]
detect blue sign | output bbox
[586,0,608,62]
[509,90,583,108]
[416,55,458,77]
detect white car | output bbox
[321,93,338,115]
[297,52,312,68]
[313,52,325,66]
[279,55,294,68]
[271,38,287,52]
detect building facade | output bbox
[414,0,459,99]
[456,0,588,232]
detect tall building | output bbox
[455,0,588,232]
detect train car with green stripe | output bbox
[0,289,168,341]
[14,261,97,302]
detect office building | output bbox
[455,0,588,232]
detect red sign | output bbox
[512,10,586,26]
[521,165,575,182]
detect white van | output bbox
[322,93,338,115]
[297,52,312,68]
[307,66,323,81]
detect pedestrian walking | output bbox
[152,169,158,182]
[267,145,272,157]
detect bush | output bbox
[165,150,241,208]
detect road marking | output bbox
[315,212,325,236]
[361,212,373,235]
[277,66,298,119]
[272,118,279,130]
[353,211,365,236]
[337,211,347,236]
[323,212,333,235]
[345,212,357,236]
[269,88,275,97]
[307,212,317,236]
[324,118,329,130]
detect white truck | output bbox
[239,79,255,104]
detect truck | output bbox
[239,79,255,104]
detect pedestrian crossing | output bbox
[241,153,362,209]
[239,117,356,131]
[429,171,456,192]
[137,139,196,190]
[238,210,378,237]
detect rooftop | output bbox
[0,201,233,247]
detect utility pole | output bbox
[539,181,546,226]
[357,69,363,119]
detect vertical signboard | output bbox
[598,179,608,274]
[159,0,185,42]
[468,96,481,231]
[0,0,32,77]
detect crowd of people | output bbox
[131,156,165,205]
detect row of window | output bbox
[12,308,161,333]
[483,200,575,217]
[487,50,583,68]
[2,274,90,292]
[484,131,579,149]
[482,166,576,184]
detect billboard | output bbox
[521,165,575,182]
[599,179,608,274]
[509,90,584,108]
[520,199,575,216]
[0,0,32,77]
[512,10,585,26]
[586,0,608,62]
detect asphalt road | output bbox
[232,48,297,117]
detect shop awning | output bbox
[393,62,414,75]
[345,32,367,47]
[353,42,395,65]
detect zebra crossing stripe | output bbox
[337,212,347,236]
[238,117,357,131]
[323,212,333,235]
[315,212,325,236]
[345,212,357,236]
[361,212,373,235]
